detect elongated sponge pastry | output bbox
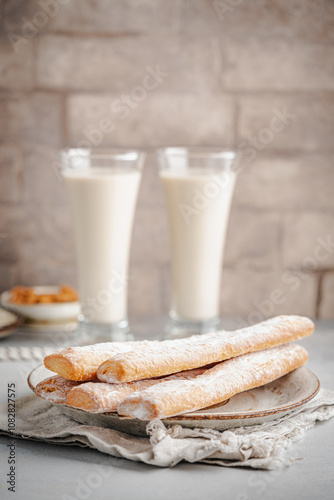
[44,332,219,382]
[98,315,314,383]
[35,375,82,404]
[44,340,155,381]
[117,343,309,420]
[66,367,207,413]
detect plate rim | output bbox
[28,364,320,422]
[0,307,23,336]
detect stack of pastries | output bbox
[36,315,314,420]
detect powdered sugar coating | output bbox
[35,375,82,404]
[43,333,217,382]
[117,343,309,419]
[98,315,314,383]
[96,332,222,383]
[44,339,156,381]
[66,367,207,413]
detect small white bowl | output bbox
[0,286,80,322]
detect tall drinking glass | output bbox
[61,149,145,342]
[158,147,237,338]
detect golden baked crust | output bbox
[66,368,207,413]
[97,315,314,383]
[44,332,219,381]
[44,340,154,381]
[117,343,309,420]
[35,375,81,404]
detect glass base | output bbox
[163,313,221,340]
[75,319,133,345]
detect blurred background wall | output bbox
[0,0,334,323]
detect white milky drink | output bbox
[160,158,236,324]
[64,168,141,324]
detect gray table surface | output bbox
[0,318,333,500]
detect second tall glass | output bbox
[158,147,237,338]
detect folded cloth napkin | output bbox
[1,389,334,469]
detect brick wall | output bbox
[0,0,334,322]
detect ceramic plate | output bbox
[0,307,22,339]
[28,364,320,437]
[1,287,80,322]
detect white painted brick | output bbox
[221,268,317,320]
[67,94,235,148]
[0,206,24,262]
[180,0,334,43]
[17,263,77,288]
[137,153,165,207]
[17,203,75,270]
[0,37,34,89]
[5,0,333,44]
[4,0,334,43]
[160,264,172,315]
[36,34,220,93]
[238,95,334,152]
[2,0,333,319]
[0,92,63,147]
[234,154,334,211]
[130,206,170,265]
[22,144,68,205]
[4,0,181,34]
[3,0,36,31]
[0,144,23,202]
[224,209,281,270]
[128,266,162,319]
[282,212,334,269]
[221,39,334,91]
[319,273,334,319]
[0,263,18,292]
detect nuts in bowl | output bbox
[1,285,80,322]
[9,285,78,305]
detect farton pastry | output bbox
[44,340,155,381]
[97,315,314,383]
[35,375,82,404]
[117,343,309,420]
[44,331,219,382]
[66,367,207,413]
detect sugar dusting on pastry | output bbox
[44,339,156,381]
[117,344,309,420]
[66,367,207,413]
[98,316,314,384]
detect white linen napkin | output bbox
[1,388,334,469]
